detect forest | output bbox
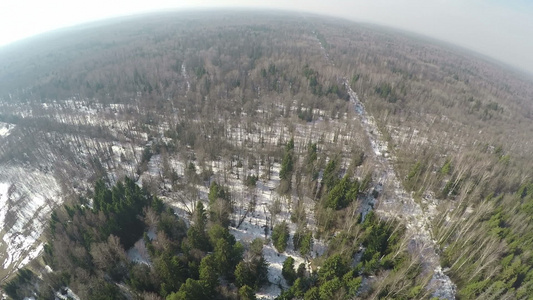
[1,10,533,300]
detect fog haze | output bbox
[1,0,532,73]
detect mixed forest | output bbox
[1,10,533,300]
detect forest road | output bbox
[346,81,456,299]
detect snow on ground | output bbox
[346,81,456,299]
[226,171,308,299]
[127,239,151,266]
[55,287,80,300]
[18,243,44,269]
[0,122,15,138]
[0,98,167,283]
[162,148,324,299]
[0,166,61,277]
[205,160,316,299]
[127,228,155,266]
[0,183,10,231]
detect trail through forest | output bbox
[346,82,456,299]
[314,31,455,299]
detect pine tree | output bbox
[279,138,295,188]
[272,221,290,252]
[239,285,257,300]
[282,256,297,285]
[187,202,211,251]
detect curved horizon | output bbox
[1,1,532,74]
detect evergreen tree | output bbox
[279,138,295,194]
[235,239,268,289]
[293,229,313,256]
[304,287,320,300]
[167,278,211,300]
[318,254,348,283]
[214,238,232,276]
[321,157,339,193]
[199,254,219,291]
[319,277,343,300]
[272,221,290,252]
[239,285,257,300]
[208,181,232,227]
[282,256,297,285]
[188,202,211,251]
[235,261,255,288]
[154,251,187,294]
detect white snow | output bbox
[127,238,151,266]
[0,183,10,230]
[346,81,456,299]
[18,243,44,269]
[0,167,60,274]
[0,122,15,137]
[55,287,80,300]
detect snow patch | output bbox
[55,287,80,300]
[0,167,60,273]
[0,122,15,137]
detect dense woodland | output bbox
[1,10,533,299]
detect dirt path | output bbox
[312,30,455,298]
[346,83,456,299]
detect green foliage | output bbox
[291,277,307,298]
[154,251,187,294]
[374,82,397,102]
[303,65,323,96]
[239,285,258,300]
[318,254,349,283]
[351,74,360,85]
[297,263,306,278]
[319,277,343,300]
[199,254,219,290]
[293,228,313,256]
[327,84,349,100]
[235,261,254,288]
[92,177,150,248]
[199,224,243,278]
[235,239,269,289]
[304,287,320,300]
[280,138,294,181]
[246,174,259,187]
[321,157,340,192]
[405,160,425,192]
[324,175,359,210]
[360,211,401,269]
[213,238,233,276]
[441,175,463,198]
[208,181,229,204]
[158,210,187,241]
[487,209,509,238]
[3,269,37,299]
[128,263,158,292]
[188,202,211,251]
[344,274,362,298]
[167,278,210,300]
[209,192,232,228]
[440,159,452,175]
[235,257,269,289]
[272,221,290,252]
[298,107,314,122]
[458,280,490,299]
[306,143,318,165]
[195,66,206,79]
[88,280,125,300]
[282,256,297,285]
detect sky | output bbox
[1,0,533,73]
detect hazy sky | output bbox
[1,0,533,73]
